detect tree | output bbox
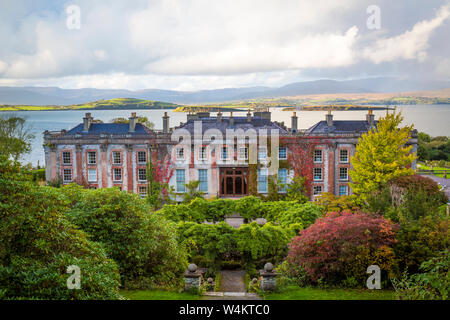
[285,137,329,197]
[147,152,174,209]
[110,116,154,129]
[0,156,121,299]
[287,211,399,287]
[62,185,187,289]
[0,115,34,161]
[350,111,416,202]
[182,180,204,203]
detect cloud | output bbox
[0,0,448,90]
[362,4,450,63]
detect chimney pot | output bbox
[163,112,170,133]
[129,113,137,132]
[247,109,252,123]
[326,111,333,127]
[229,112,234,126]
[83,113,93,132]
[367,109,375,127]
[291,111,298,132]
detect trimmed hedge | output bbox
[158,196,323,232]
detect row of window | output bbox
[176,147,288,161]
[257,168,288,193]
[176,169,208,193]
[61,151,147,165]
[313,149,349,163]
[62,168,147,183]
[313,167,348,181]
[313,185,349,196]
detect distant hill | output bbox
[0,77,449,105]
[0,98,179,111]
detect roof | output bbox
[66,123,151,135]
[178,116,289,135]
[306,120,377,135]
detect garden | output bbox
[0,112,448,300]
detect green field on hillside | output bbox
[0,98,179,111]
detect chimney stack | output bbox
[217,111,222,123]
[83,113,93,132]
[247,109,252,123]
[163,112,170,133]
[291,111,298,133]
[229,112,234,126]
[326,110,333,127]
[129,112,137,132]
[366,109,375,127]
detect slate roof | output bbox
[178,116,289,135]
[306,120,377,135]
[66,123,151,135]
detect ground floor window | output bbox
[258,169,268,192]
[138,186,147,198]
[198,169,208,192]
[176,169,185,192]
[88,168,97,182]
[313,185,322,195]
[339,185,348,196]
[63,169,72,182]
[278,168,287,192]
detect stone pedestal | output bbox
[260,263,277,291]
[184,264,202,291]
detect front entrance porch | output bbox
[219,167,249,197]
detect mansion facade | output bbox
[43,110,418,200]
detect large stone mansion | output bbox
[43,110,418,201]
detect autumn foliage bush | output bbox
[287,211,399,287]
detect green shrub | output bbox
[61,185,187,289]
[234,196,263,221]
[392,250,449,300]
[0,157,121,299]
[394,215,449,275]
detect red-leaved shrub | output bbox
[287,211,399,286]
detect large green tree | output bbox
[350,111,416,201]
[0,115,34,161]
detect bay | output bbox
[1,104,449,166]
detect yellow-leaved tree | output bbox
[350,111,416,201]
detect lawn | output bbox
[263,286,396,300]
[121,289,200,300]
[417,164,449,178]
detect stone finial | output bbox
[260,262,277,291]
[188,263,198,273]
[264,262,274,272]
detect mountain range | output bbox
[1,77,449,105]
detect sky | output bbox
[0,0,449,91]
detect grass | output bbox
[263,286,396,300]
[120,289,200,300]
[417,164,449,178]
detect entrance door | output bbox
[219,168,249,197]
